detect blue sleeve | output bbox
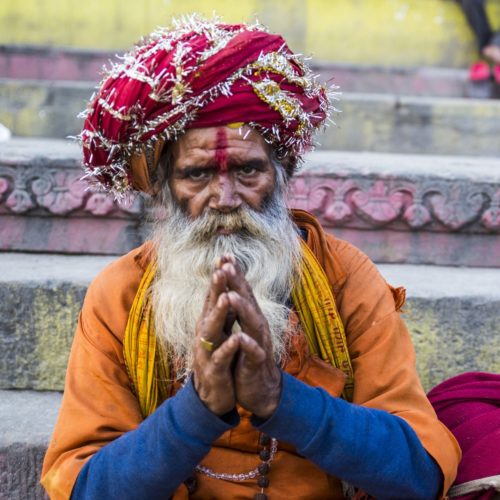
[252,372,442,500]
[71,378,239,500]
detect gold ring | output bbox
[199,337,220,352]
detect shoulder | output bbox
[82,243,152,344]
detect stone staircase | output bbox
[1,48,500,499]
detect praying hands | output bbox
[192,254,282,419]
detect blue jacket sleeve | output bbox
[71,378,239,500]
[252,372,442,500]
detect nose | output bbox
[209,174,242,212]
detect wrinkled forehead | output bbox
[171,126,272,168]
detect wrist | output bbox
[252,370,282,420]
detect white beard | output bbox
[150,174,301,380]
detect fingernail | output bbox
[213,272,219,284]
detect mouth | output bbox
[216,227,234,235]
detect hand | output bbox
[192,260,240,416]
[222,258,283,420]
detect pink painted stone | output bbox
[351,181,404,225]
[32,171,86,215]
[84,193,115,216]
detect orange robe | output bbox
[41,210,460,499]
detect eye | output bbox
[186,169,211,181]
[238,165,258,177]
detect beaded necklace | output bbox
[184,434,277,499]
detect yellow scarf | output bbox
[124,239,354,418]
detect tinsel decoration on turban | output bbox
[78,15,338,197]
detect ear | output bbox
[150,141,173,196]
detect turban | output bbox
[79,15,335,196]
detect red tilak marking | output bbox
[214,128,228,173]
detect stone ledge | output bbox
[0,390,60,500]
[0,138,147,255]
[1,139,499,265]
[0,253,499,392]
[0,46,471,97]
[2,79,500,156]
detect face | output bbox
[169,126,276,219]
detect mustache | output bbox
[186,205,276,242]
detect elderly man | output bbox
[41,16,460,500]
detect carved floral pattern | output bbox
[481,189,500,231]
[427,185,487,230]
[32,171,87,215]
[0,177,9,200]
[351,181,404,226]
[0,165,142,217]
[5,189,35,213]
[287,176,500,234]
[1,163,499,234]
[403,203,432,229]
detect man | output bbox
[41,16,460,499]
[459,0,500,64]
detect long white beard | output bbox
[150,179,301,380]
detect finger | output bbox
[227,291,270,346]
[216,253,235,270]
[200,268,227,317]
[223,307,237,335]
[221,261,259,307]
[210,333,241,370]
[236,332,266,365]
[196,293,231,360]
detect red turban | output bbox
[79,16,335,196]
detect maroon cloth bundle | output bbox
[428,372,500,499]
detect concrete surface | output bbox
[0,390,60,500]
[2,80,500,156]
[3,139,499,265]
[0,253,499,392]
[319,93,500,157]
[0,253,114,392]
[0,46,472,97]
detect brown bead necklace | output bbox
[184,434,278,499]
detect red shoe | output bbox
[469,61,490,81]
[494,65,500,84]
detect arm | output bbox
[71,378,238,499]
[327,237,460,496]
[253,371,442,500]
[218,239,459,499]
[41,251,244,499]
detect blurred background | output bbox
[1,0,499,66]
[0,2,499,498]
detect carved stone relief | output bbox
[1,163,499,234]
[0,165,142,217]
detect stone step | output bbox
[0,138,147,256]
[0,390,60,499]
[1,138,499,266]
[1,78,500,155]
[0,253,499,393]
[0,46,475,98]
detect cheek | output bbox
[172,183,212,217]
[240,173,276,209]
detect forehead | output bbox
[171,126,271,166]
